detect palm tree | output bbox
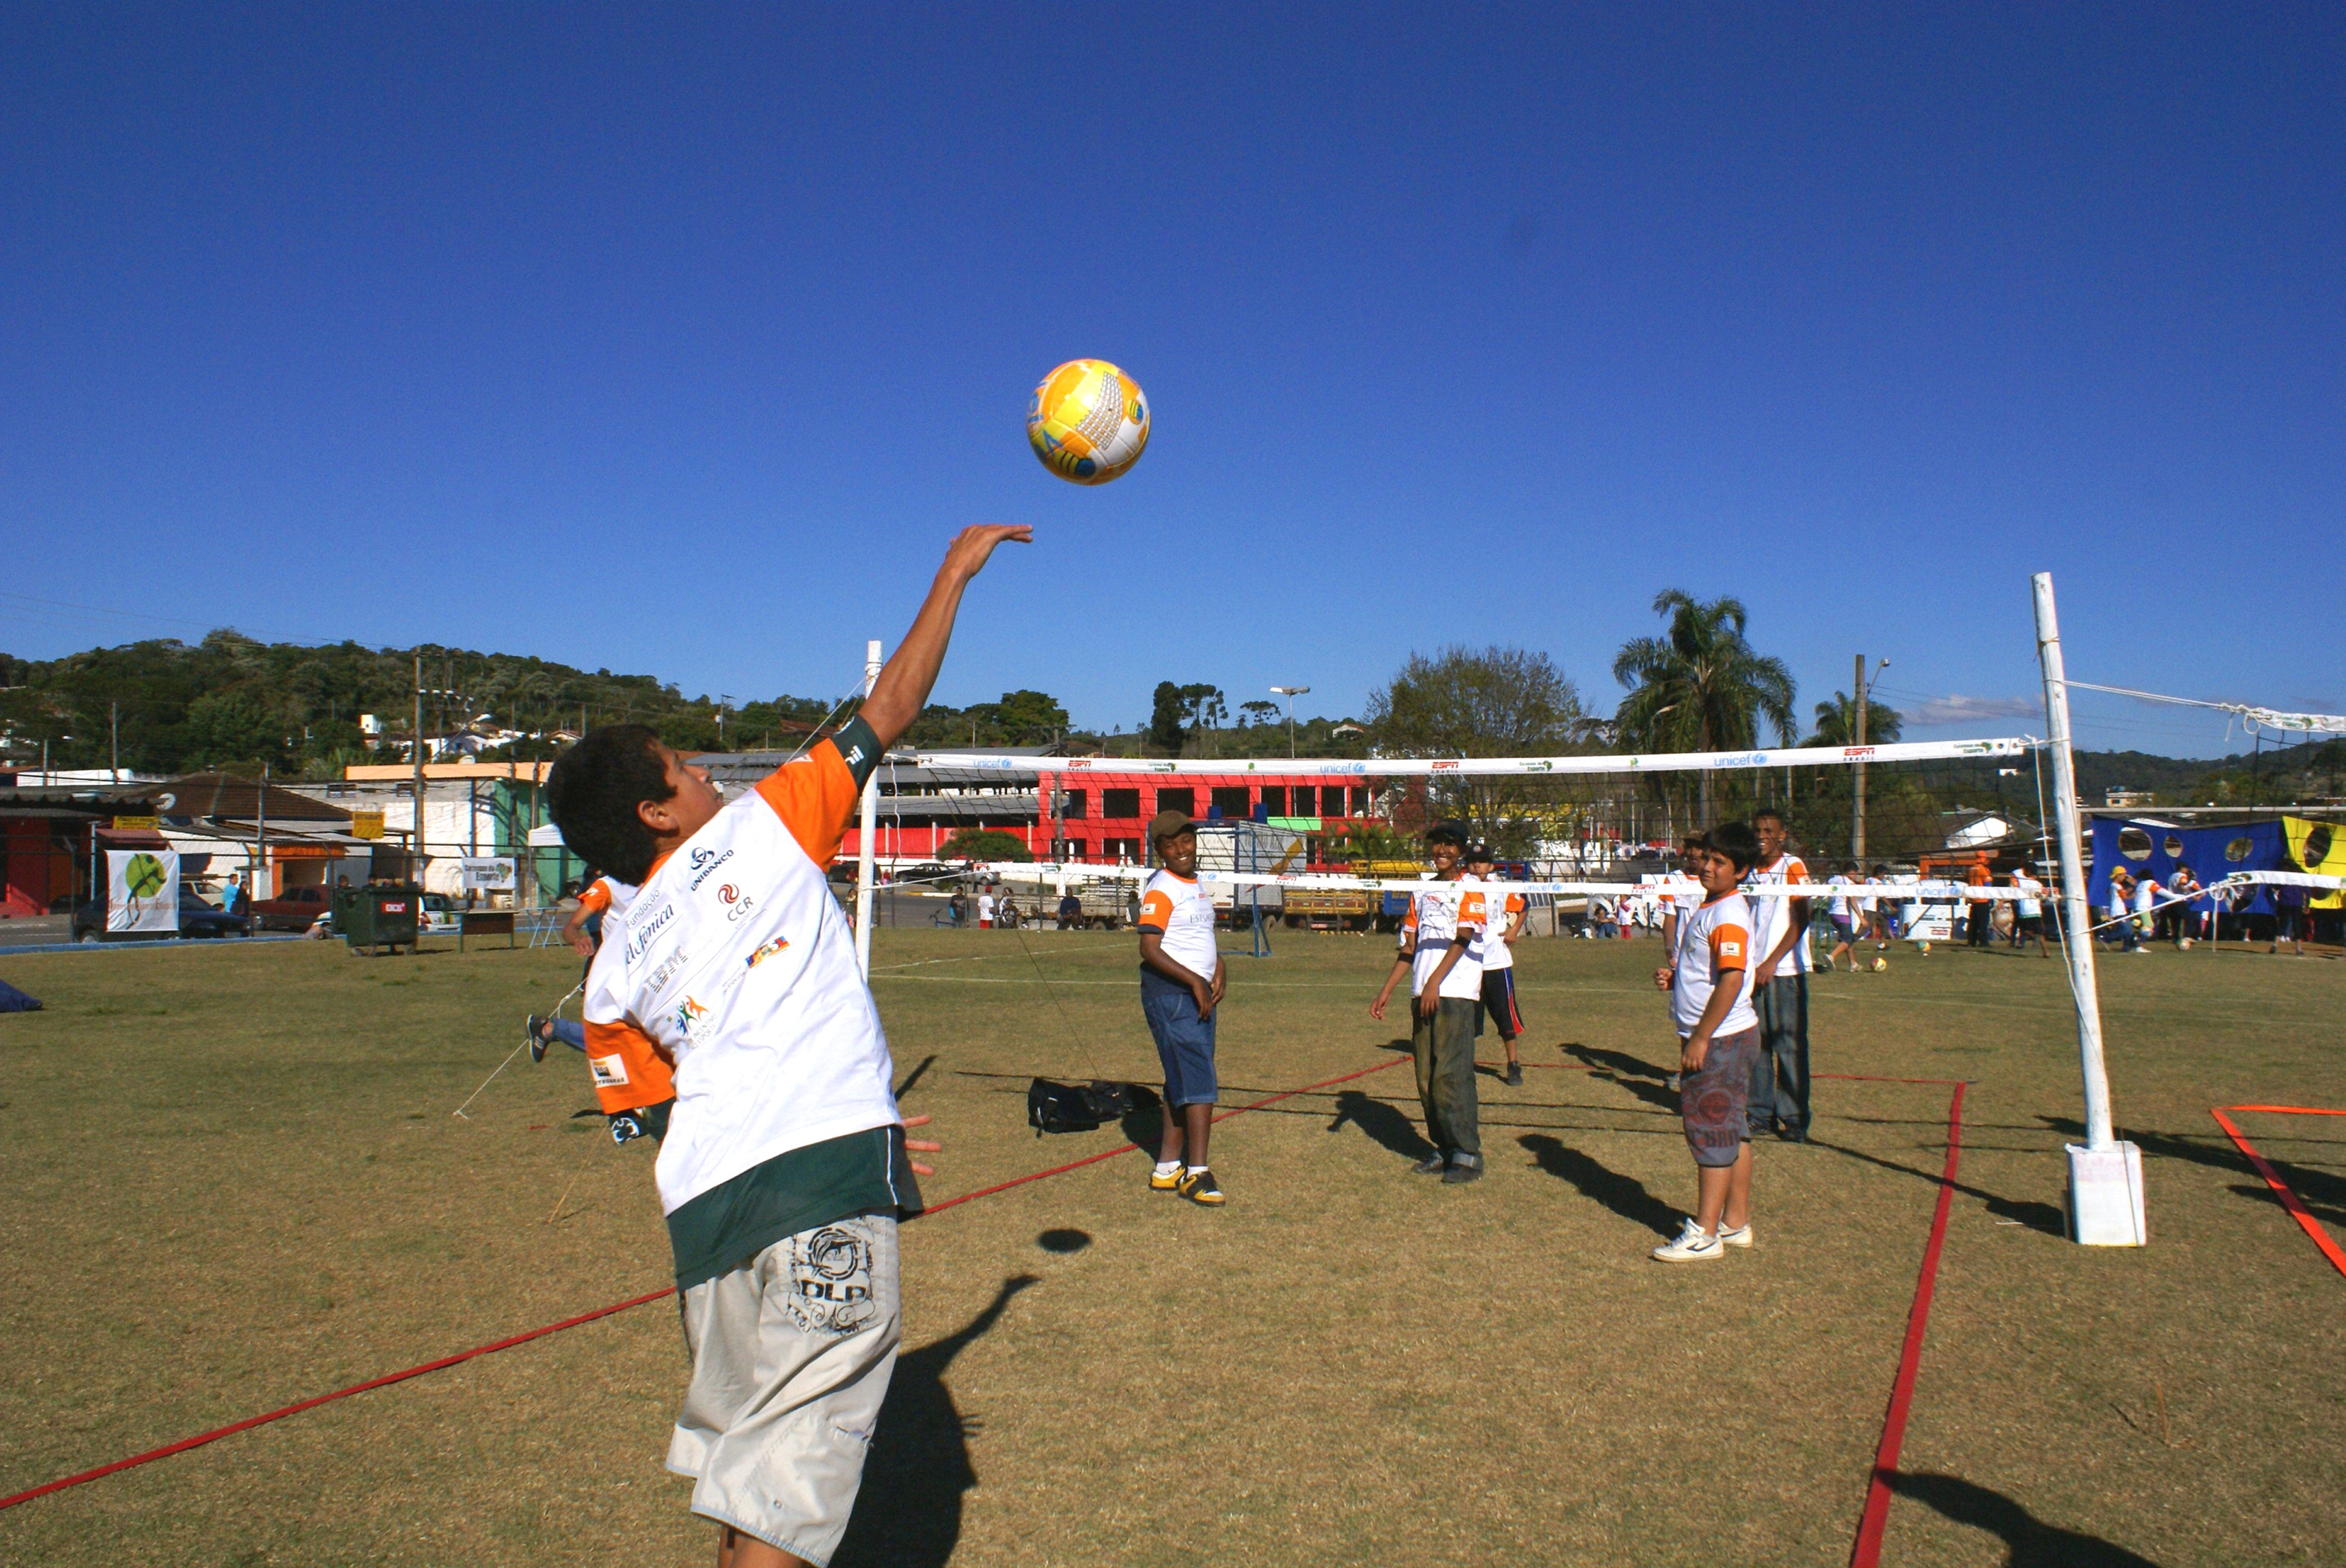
[1611,590,1797,823]
[1805,691,1903,748]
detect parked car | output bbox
[419,892,462,936]
[251,884,333,932]
[70,890,253,942]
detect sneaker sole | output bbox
[1650,1245,1723,1263]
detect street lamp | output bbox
[1270,686,1310,758]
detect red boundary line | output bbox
[1847,1079,1968,1568]
[0,1054,1408,1514]
[2209,1106,2346,1281]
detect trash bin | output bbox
[334,884,423,955]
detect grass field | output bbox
[1,926,2341,1566]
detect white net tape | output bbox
[915,736,2035,778]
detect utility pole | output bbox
[413,652,426,888]
[110,700,120,783]
[1851,656,1866,863]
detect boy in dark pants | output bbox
[1370,821,1489,1184]
[1464,842,1528,1086]
[1743,808,1814,1143]
[1651,823,1762,1262]
[1136,809,1228,1205]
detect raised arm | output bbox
[859,525,1033,752]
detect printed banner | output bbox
[460,856,516,892]
[106,850,179,934]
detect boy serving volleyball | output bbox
[544,524,1024,1568]
[1651,822,1764,1263]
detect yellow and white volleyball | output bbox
[1027,359,1149,485]
[1872,956,1888,972]
[1917,940,1932,955]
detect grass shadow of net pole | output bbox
[1518,1133,1680,1238]
[833,1273,1039,1568]
[1885,1470,2159,1566]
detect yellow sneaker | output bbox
[1177,1168,1226,1206]
[1149,1164,1182,1192]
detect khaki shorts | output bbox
[667,1212,901,1565]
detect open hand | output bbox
[941,523,1033,582]
[900,1113,941,1177]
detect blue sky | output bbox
[3,4,2338,757]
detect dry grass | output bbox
[0,927,2339,1566]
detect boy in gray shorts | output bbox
[547,524,1023,1565]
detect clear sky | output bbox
[3,4,2338,757]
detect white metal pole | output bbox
[854,639,882,979]
[2033,573,2114,1151]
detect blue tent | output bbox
[2090,817,2289,916]
[0,978,40,1013]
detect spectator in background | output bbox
[220,872,248,918]
[1963,861,1995,948]
[1058,888,1082,930]
[2009,865,2049,957]
[2272,873,2308,957]
[2164,865,2199,946]
[2130,868,2159,953]
[2106,869,2141,952]
[948,886,969,927]
[1823,863,1857,971]
[1862,867,1891,948]
[1590,894,1619,941]
[977,887,996,929]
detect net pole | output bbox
[853,639,882,979]
[2032,572,2115,1152]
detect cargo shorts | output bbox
[667,1212,901,1565]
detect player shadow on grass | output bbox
[1885,1471,2159,1565]
[834,1274,1039,1568]
[1518,1133,1680,1237]
[1325,1088,1438,1161]
[2041,1116,2346,1226]
[1557,1043,1681,1112]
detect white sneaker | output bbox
[1651,1218,1723,1263]
[1716,1220,1753,1248]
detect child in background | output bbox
[1650,822,1763,1263]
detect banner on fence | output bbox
[459,857,516,893]
[106,850,178,934]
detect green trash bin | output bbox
[334,884,423,955]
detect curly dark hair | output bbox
[545,725,673,886]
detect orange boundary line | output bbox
[2209,1105,2346,1281]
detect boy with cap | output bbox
[1136,808,1228,1204]
[543,523,1021,1568]
[1370,821,1489,1183]
[1464,841,1527,1087]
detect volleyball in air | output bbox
[1027,359,1149,484]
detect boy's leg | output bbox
[671,1215,901,1568]
[1722,1141,1754,1230]
[1772,974,1811,1139]
[1432,998,1482,1173]
[1680,1026,1756,1232]
[1411,1003,1449,1158]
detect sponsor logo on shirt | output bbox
[746,936,791,969]
[625,902,676,963]
[726,892,758,923]
[719,884,740,904]
[673,995,709,1033]
[589,1052,629,1087]
[1719,938,1743,957]
[687,846,735,891]
[643,947,691,994]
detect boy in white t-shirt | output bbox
[1464,842,1528,1086]
[1136,809,1228,1205]
[1650,821,1763,1263]
[1370,821,1489,1184]
[543,523,1023,1568]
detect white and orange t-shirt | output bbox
[1670,891,1758,1036]
[576,875,636,921]
[1471,879,1525,970]
[1137,869,1219,980]
[1399,878,1487,1001]
[582,723,901,1217]
[1742,852,1814,975]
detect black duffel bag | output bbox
[1027,1077,1160,1136]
